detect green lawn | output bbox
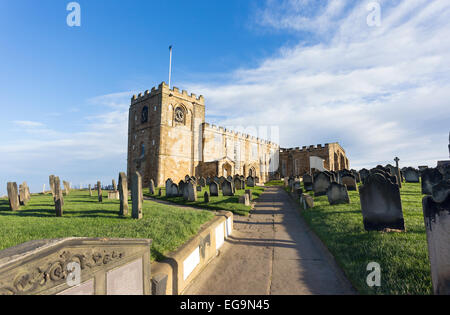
[0,190,214,262]
[297,181,432,295]
[265,180,284,186]
[145,185,265,216]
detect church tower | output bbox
[127,82,205,187]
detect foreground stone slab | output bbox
[239,194,250,206]
[7,182,20,211]
[422,183,450,295]
[0,238,151,295]
[359,173,405,231]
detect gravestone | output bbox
[246,176,255,187]
[359,169,370,184]
[359,173,405,231]
[19,185,27,206]
[342,175,357,191]
[431,180,450,203]
[206,177,211,185]
[196,185,202,192]
[108,191,119,200]
[149,179,155,195]
[327,182,350,205]
[351,170,361,183]
[404,167,420,183]
[313,172,331,197]
[97,181,102,203]
[131,172,143,219]
[112,179,117,191]
[239,194,250,206]
[255,177,259,184]
[118,172,128,216]
[7,182,20,211]
[300,194,314,210]
[219,176,226,190]
[158,188,161,196]
[165,179,173,197]
[63,181,70,196]
[421,168,443,195]
[170,183,179,197]
[204,191,210,203]
[49,175,56,197]
[241,180,245,190]
[209,181,219,197]
[222,180,234,196]
[89,184,92,196]
[303,174,313,191]
[422,182,450,295]
[199,177,206,187]
[54,177,64,217]
[234,177,242,190]
[245,189,252,201]
[185,175,190,182]
[227,176,233,182]
[179,180,186,198]
[186,181,197,202]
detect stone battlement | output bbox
[131,82,205,105]
[202,123,278,146]
[280,143,337,153]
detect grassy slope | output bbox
[145,185,265,216]
[295,181,432,295]
[0,190,214,261]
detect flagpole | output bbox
[168,45,173,89]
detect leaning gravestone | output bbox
[404,167,420,183]
[209,181,219,197]
[19,184,27,206]
[359,173,405,231]
[149,179,155,195]
[54,177,64,217]
[222,180,234,196]
[303,174,313,191]
[131,172,143,219]
[342,175,357,191]
[97,181,102,203]
[7,182,20,211]
[327,182,350,205]
[118,172,128,216]
[422,181,450,295]
[313,172,331,197]
[49,175,56,197]
[421,168,443,195]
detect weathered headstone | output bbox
[18,184,27,206]
[209,181,219,197]
[54,177,64,217]
[165,179,173,197]
[49,175,56,197]
[327,182,350,205]
[112,179,117,191]
[234,177,242,190]
[187,181,197,202]
[196,185,202,192]
[404,167,420,183]
[422,182,450,295]
[245,189,252,201]
[170,183,179,197]
[7,182,20,211]
[97,181,102,203]
[421,168,443,195]
[158,188,162,196]
[246,176,255,187]
[108,191,119,200]
[342,175,357,191]
[303,174,313,191]
[222,179,234,196]
[300,194,314,210]
[179,180,186,198]
[118,172,128,216]
[359,169,370,184]
[149,179,155,195]
[359,173,405,231]
[199,177,206,187]
[431,180,450,203]
[239,194,250,206]
[131,172,143,219]
[313,172,331,197]
[89,184,92,197]
[204,191,210,203]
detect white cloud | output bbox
[185,0,450,169]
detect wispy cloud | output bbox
[186,0,450,169]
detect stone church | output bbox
[127,82,350,187]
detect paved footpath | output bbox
[183,186,356,295]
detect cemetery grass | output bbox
[144,186,265,216]
[0,190,214,261]
[264,180,284,186]
[299,182,432,295]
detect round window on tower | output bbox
[174,107,185,124]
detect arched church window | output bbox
[141,106,149,123]
[140,143,145,158]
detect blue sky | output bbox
[1,0,449,195]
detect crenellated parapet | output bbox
[131,82,205,105]
[280,143,336,153]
